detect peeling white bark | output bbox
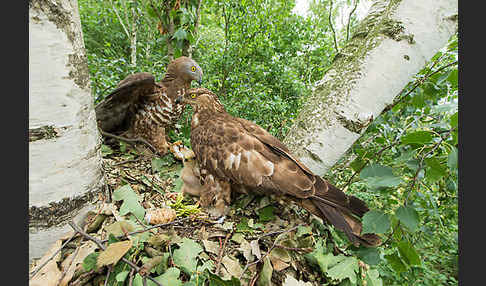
[29,0,103,262]
[283,0,458,176]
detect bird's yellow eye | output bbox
[191,94,197,98]
[191,66,196,72]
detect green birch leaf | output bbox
[365,269,383,286]
[113,185,146,220]
[395,205,420,232]
[326,256,359,284]
[360,164,402,190]
[397,241,421,266]
[361,210,390,234]
[384,253,407,273]
[448,147,458,170]
[401,131,434,145]
[82,252,99,271]
[355,247,381,265]
[425,158,447,183]
[172,238,203,275]
[155,267,182,286]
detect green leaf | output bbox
[355,247,381,266]
[257,256,273,286]
[397,241,421,266]
[116,270,130,282]
[82,252,99,271]
[448,147,458,170]
[172,238,203,275]
[425,158,447,183]
[450,112,458,129]
[173,28,188,41]
[447,68,458,87]
[151,155,176,172]
[155,267,182,286]
[395,205,420,232]
[258,205,275,222]
[207,272,241,286]
[384,253,407,273]
[112,185,146,220]
[361,210,390,234]
[360,164,402,190]
[296,225,313,237]
[326,256,359,284]
[101,144,114,156]
[401,131,434,145]
[365,269,383,286]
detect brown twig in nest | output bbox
[215,230,233,275]
[100,129,160,155]
[68,220,165,286]
[100,217,192,243]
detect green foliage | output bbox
[362,210,391,234]
[172,238,204,275]
[112,184,146,220]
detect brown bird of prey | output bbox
[95,56,203,155]
[176,87,381,247]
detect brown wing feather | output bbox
[191,114,315,199]
[95,73,158,132]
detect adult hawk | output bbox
[177,88,381,247]
[95,56,203,155]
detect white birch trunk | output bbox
[283,0,458,176]
[29,0,103,262]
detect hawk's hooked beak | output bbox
[175,95,184,104]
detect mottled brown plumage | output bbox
[95,56,203,155]
[177,88,381,247]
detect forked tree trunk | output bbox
[283,0,458,176]
[29,0,104,263]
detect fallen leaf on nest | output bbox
[202,239,220,255]
[257,256,273,286]
[105,221,136,237]
[29,239,62,286]
[148,233,172,247]
[96,240,133,268]
[221,255,243,279]
[250,239,262,260]
[145,208,177,225]
[239,240,254,262]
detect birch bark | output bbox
[283,0,458,176]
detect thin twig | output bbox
[215,231,232,275]
[404,128,455,204]
[100,217,192,243]
[68,221,165,286]
[104,265,112,286]
[328,0,339,53]
[56,244,81,286]
[99,129,160,155]
[29,232,78,279]
[342,143,397,189]
[346,0,359,41]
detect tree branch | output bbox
[328,0,339,53]
[110,0,131,38]
[346,0,359,42]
